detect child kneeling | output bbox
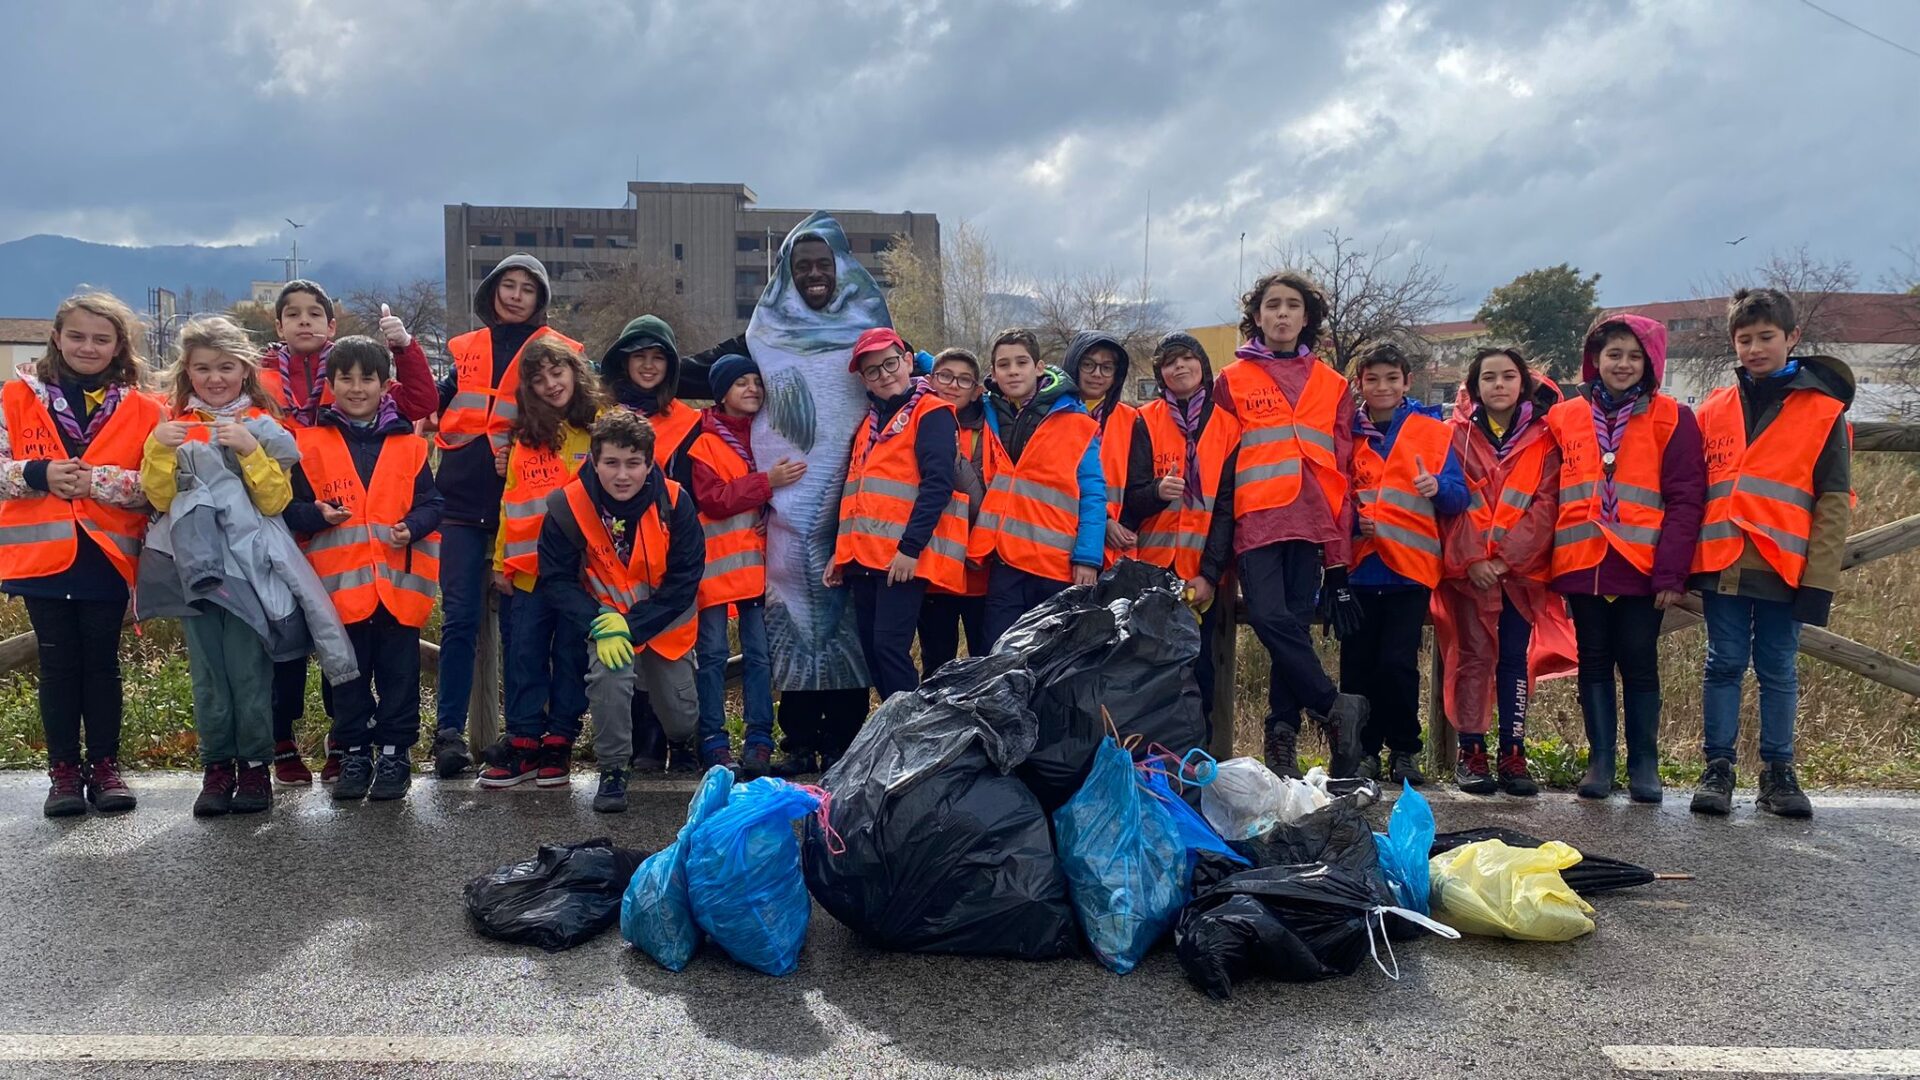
[534,410,704,813]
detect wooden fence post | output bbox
[1208,593,1240,762]
[1425,628,1455,772]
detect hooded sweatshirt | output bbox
[435,253,553,527]
[1063,331,1159,530]
[1687,353,1854,624]
[1211,338,1357,565]
[982,365,1108,570]
[534,456,704,645]
[1549,313,1705,598]
[1350,396,1471,589]
[600,314,700,476]
[283,405,446,587]
[1144,333,1238,585]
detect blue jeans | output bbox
[434,524,512,734]
[1701,593,1802,764]
[696,601,773,753]
[504,586,588,741]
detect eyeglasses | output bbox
[932,370,977,389]
[859,355,904,382]
[1082,363,1118,377]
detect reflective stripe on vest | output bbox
[1690,383,1844,588]
[1219,357,1349,521]
[966,407,1099,582]
[0,380,160,585]
[561,476,697,659]
[499,438,588,576]
[434,326,580,454]
[1134,398,1239,581]
[1546,393,1679,578]
[834,394,967,592]
[1348,411,1450,587]
[931,425,991,598]
[1096,402,1137,568]
[688,428,768,608]
[291,425,440,626]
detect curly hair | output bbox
[165,315,277,415]
[40,291,148,388]
[590,406,656,461]
[513,335,603,451]
[1237,270,1327,352]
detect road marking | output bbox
[0,1034,562,1063]
[1603,1045,1920,1074]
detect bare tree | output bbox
[877,236,944,354]
[1877,244,1920,420]
[1669,245,1859,391]
[567,261,719,368]
[1268,228,1454,368]
[878,219,1024,356]
[344,278,449,361]
[1027,267,1173,376]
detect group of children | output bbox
[0,248,1851,822]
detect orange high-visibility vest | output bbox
[687,428,767,608]
[1135,399,1240,581]
[834,394,967,592]
[639,400,701,469]
[292,425,441,626]
[931,424,990,598]
[498,437,588,577]
[0,380,161,585]
[1691,385,1844,588]
[559,476,697,659]
[1460,431,1555,583]
[1097,402,1138,568]
[1218,357,1349,522]
[435,326,579,455]
[967,406,1099,583]
[1348,411,1451,588]
[1546,393,1679,578]
[258,353,331,427]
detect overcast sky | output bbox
[6,0,1917,327]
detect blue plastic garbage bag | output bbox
[686,777,822,976]
[1053,737,1188,974]
[621,766,734,970]
[1141,760,1248,877]
[1373,781,1435,915]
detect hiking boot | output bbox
[369,752,412,801]
[1577,682,1618,800]
[1264,724,1302,779]
[1388,751,1427,787]
[593,769,629,814]
[1623,690,1664,804]
[478,737,540,788]
[230,762,273,814]
[1455,744,1497,795]
[272,740,312,786]
[1498,746,1539,797]
[319,737,344,785]
[85,758,136,814]
[1691,758,1735,816]
[193,762,236,818]
[1356,754,1383,782]
[700,743,737,772]
[1757,761,1812,819]
[333,750,374,801]
[666,742,701,775]
[535,736,574,788]
[44,762,87,818]
[432,729,473,778]
[1306,693,1369,777]
[741,744,774,779]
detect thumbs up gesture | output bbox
[378,303,412,349]
[1412,455,1439,498]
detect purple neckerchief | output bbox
[1232,337,1310,364]
[1589,382,1644,522]
[323,395,401,433]
[1477,401,1537,461]
[45,379,125,446]
[864,377,934,457]
[269,341,332,428]
[1162,386,1209,508]
[702,406,756,472]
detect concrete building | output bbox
[444,182,940,343]
[0,318,52,380]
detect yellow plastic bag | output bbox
[1428,839,1596,942]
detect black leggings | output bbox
[1565,593,1663,694]
[25,596,127,764]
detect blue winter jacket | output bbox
[1351,398,1469,589]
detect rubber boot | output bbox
[1576,681,1618,800]
[1622,690,1664,804]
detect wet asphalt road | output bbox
[0,771,1913,1080]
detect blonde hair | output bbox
[40,291,149,388]
[166,315,279,416]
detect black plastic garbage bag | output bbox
[805,654,1078,959]
[1430,827,1657,896]
[992,560,1207,811]
[464,837,650,952]
[1225,781,1390,899]
[1176,859,1387,998]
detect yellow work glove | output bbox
[590,610,629,641]
[589,609,634,671]
[1185,585,1213,616]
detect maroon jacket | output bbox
[1211,341,1356,567]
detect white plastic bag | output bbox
[1200,758,1287,840]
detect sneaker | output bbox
[478,737,540,788]
[593,769,629,814]
[272,740,312,786]
[666,742,701,775]
[333,750,374,801]
[193,762,237,818]
[1264,724,1302,780]
[1498,746,1539,797]
[369,753,412,801]
[1388,751,1428,787]
[741,744,774,779]
[700,743,737,771]
[1306,693,1369,777]
[432,729,473,778]
[44,762,87,818]
[319,737,344,785]
[1455,744,1497,795]
[230,762,273,814]
[1691,758,1735,816]
[85,757,137,814]
[1756,761,1812,819]
[1356,754,1383,782]
[535,736,574,788]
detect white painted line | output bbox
[0,1034,562,1063]
[1603,1045,1920,1075]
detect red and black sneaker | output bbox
[85,757,137,814]
[535,736,574,788]
[478,737,540,789]
[1454,743,1497,795]
[44,761,87,818]
[193,761,237,818]
[1498,746,1539,797]
[319,736,344,785]
[272,740,313,786]
[230,762,273,814]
